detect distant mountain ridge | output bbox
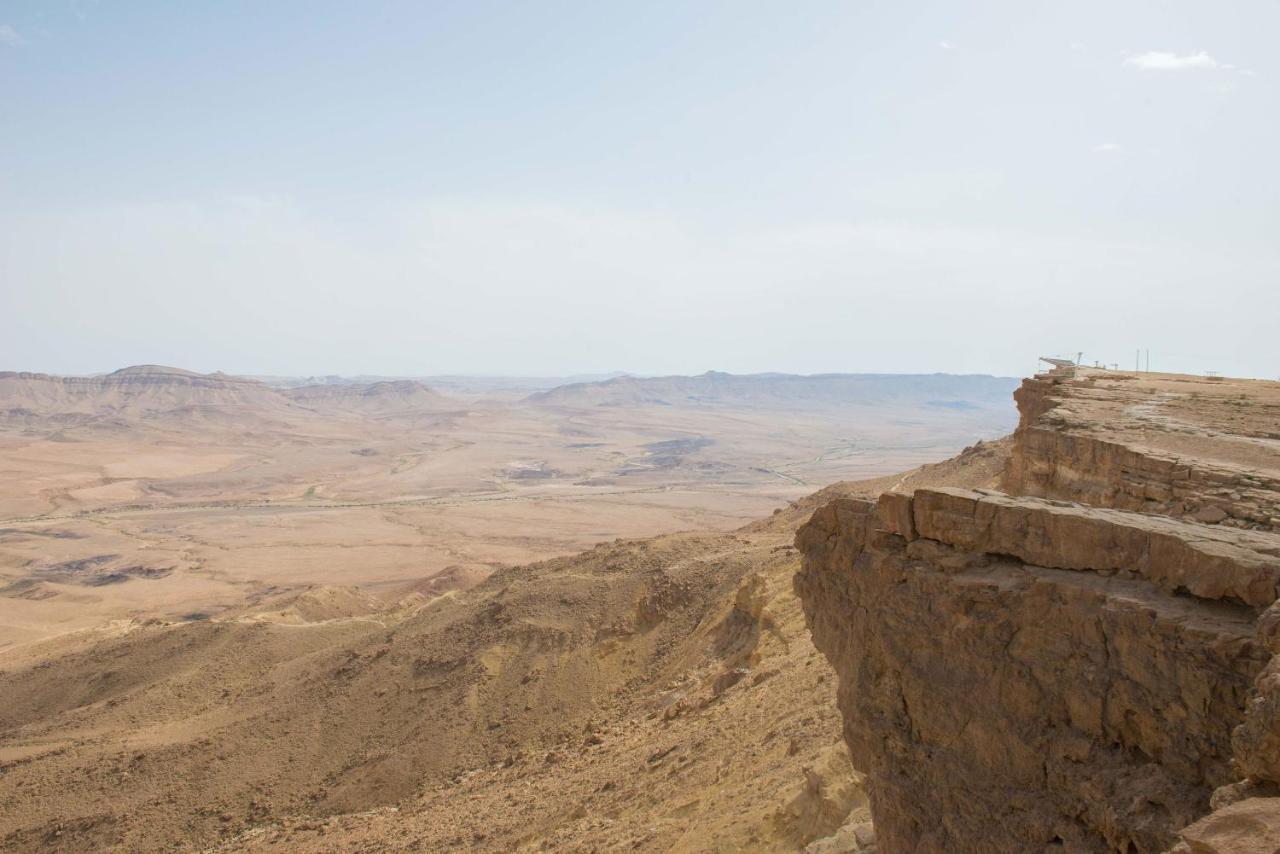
[1,366,1021,430]
[526,370,1021,409]
[282,380,448,412]
[252,372,630,396]
[0,365,287,415]
[0,366,453,424]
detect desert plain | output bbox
[0,366,1017,654]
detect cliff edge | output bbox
[796,368,1280,852]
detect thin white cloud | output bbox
[1092,143,1122,153]
[938,40,955,51]
[1124,50,1219,71]
[0,24,23,46]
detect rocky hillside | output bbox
[0,434,1011,852]
[0,519,853,852]
[796,368,1280,852]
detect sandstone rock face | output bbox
[797,369,1280,853]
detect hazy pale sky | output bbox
[2,1,1277,379]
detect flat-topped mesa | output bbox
[1004,369,1280,533]
[0,364,289,415]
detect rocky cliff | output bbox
[1004,371,1280,533]
[797,368,1280,852]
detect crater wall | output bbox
[797,369,1280,852]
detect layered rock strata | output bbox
[797,370,1280,852]
[1005,371,1280,532]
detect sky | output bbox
[1,1,1277,379]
